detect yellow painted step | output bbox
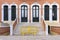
[20,26,39,35]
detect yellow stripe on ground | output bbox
[20,26,39,35]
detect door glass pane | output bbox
[36,9,39,17]
[36,7,38,9]
[33,9,35,17]
[25,9,28,17]
[22,7,24,9]
[25,7,27,9]
[21,9,24,17]
[33,7,35,9]
[32,5,39,22]
[21,5,28,22]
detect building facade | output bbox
[0,0,60,35]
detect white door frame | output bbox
[10,3,18,22]
[19,2,29,23]
[2,3,10,22]
[31,2,41,23]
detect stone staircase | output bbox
[13,23,45,36]
[0,22,10,35]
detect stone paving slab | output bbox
[0,36,60,40]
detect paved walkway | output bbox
[0,36,60,40]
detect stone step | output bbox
[13,31,45,36]
[13,26,45,35]
[13,23,44,35]
[16,23,42,27]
